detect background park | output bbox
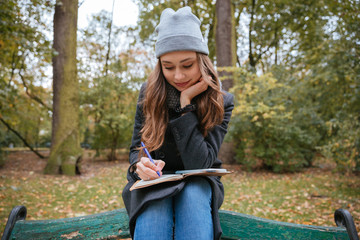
[0,0,359,236]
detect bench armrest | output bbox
[2,205,27,240]
[335,209,359,240]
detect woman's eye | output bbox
[164,66,174,70]
[184,64,193,68]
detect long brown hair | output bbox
[140,53,224,153]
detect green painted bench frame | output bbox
[2,206,359,240]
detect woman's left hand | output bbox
[180,77,209,107]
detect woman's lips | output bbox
[175,80,191,88]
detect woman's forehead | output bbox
[160,51,197,63]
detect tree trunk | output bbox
[216,0,237,164]
[215,0,236,91]
[248,0,256,69]
[107,123,118,161]
[44,0,82,175]
[355,115,360,173]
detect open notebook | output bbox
[130,168,231,191]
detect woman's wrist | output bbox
[130,161,139,172]
[180,96,191,108]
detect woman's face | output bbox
[160,51,202,92]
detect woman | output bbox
[122,6,234,240]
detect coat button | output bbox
[158,151,165,159]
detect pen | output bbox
[141,141,161,177]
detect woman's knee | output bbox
[178,177,212,203]
[174,177,213,214]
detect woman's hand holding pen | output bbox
[135,157,165,181]
[180,77,209,107]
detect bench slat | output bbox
[9,209,130,240]
[219,210,350,240]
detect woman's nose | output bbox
[174,69,185,81]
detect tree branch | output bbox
[18,54,52,111]
[9,50,19,87]
[104,0,115,76]
[249,0,256,67]
[18,71,52,111]
[0,117,45,159]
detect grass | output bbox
[0,155,359,235]
[0,163,128,226]
[221,167,360,227]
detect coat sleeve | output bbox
[127,83,147,179]
[168,92,234,169]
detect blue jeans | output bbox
[134,177,213,240]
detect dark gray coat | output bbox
[122,83,234,239]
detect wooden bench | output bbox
[2,206,359,240]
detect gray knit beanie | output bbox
[155,6,209,58]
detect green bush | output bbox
[81,76,138,160]
[320,115,360,173]
[0,129,6,168]
[0,149,4,168]
[228,67,323,172]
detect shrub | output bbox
[228,67,323,172]
[319,115,360,173]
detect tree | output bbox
[216,0,360,172]
[214,0,238,164]
[44,0,82,175]
[0,0,52,158]
[77,11,149,160]
[215,0,237,91]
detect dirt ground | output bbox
[0,149,244,177]
[0,150,130,177]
